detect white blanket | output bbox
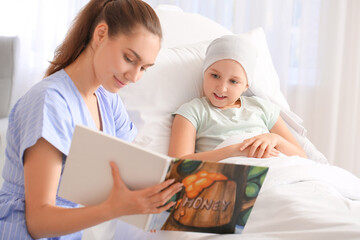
[84,141,360,240]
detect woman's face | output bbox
[93,25,161,93]
[203,59,248,109]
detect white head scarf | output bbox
[202,34,258,87]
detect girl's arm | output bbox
[24,138,182,239]
[168,115,278,162]
[239,116,307,158]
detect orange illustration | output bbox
[182,170,228,199]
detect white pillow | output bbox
[236,28,306,136]
[242,29,289,109]
[119,41,209,154]
[118,28,327,163]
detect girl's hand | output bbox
[104,162,183,218]
[238,133,280,158]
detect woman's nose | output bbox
[124,69,141,83]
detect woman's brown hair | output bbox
[44,0,162,77]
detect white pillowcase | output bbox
[119,41,208,154]
[118,27,327,163]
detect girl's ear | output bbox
[245,83,249,91]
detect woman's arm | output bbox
[239,116,307,158]
[168,115,278,162]
[24,138,182,239]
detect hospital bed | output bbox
[98,5,359,240]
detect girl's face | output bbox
[203,59,248,109]
[93,25,161,93]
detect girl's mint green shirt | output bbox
[174,96,280,153]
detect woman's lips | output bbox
[114,75,126,88]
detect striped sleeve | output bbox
[18,87,73,161]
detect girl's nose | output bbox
[216,81,227,92]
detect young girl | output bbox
[0,0,182,239]
[168,34,307,161]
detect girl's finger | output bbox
[248,140,261,157]
[264,143,277,158]
[257,143,267,158]
[269,148,279,157]
[239,138,255,151]
[262,145,272,158]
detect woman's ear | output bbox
[92,22,108,47]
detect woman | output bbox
[0,0,182,239]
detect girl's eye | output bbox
[230,79,238,84]
[211,73,220,79]
[140,66,147,72]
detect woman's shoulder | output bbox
[12,70,75,118]
[7,70,79,158]
[24,70,72,100]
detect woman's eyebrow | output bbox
[128,48,141,61]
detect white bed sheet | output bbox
[105,140,360,240]
[106,158,360,240]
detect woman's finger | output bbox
[109,161,127,190]
[148,182,183,207]
[141,178,176,197]
[151,201,176,214]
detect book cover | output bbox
[58,125,173,230]
[149,159,268,234]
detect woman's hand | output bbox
[104,161,183,218]
[238,133,280,158]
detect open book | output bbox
[58,125,268,234]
